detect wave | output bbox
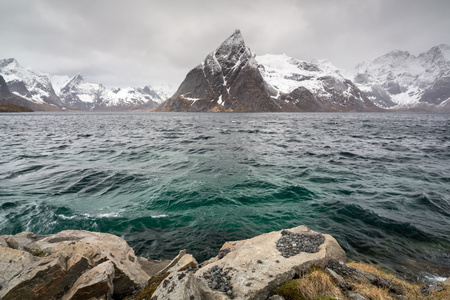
[1,112,450,280]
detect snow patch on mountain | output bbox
[1,58,173,110]
[354,44,450,109]
[58,74,168,109]
[256,54,354,100]
[60,74,98,103]
[151,83,174,103]
[51,75,71,94]
[0,58,59,105]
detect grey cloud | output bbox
[0,0,449,88]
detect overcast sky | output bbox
[1,0,449,88]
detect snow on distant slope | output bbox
[58,74,167,110]
[0,58,62,107]
[101,85,164,106]
[152,83,175,103]
[51,75,70,94]
[354,44,450,109]
[60,74,100,104]
[256,54,360,101]
[1,58,173,111]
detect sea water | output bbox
[0,112,449,280]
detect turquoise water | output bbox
[0,112,449,280]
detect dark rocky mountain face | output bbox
[157,30,282,112]
[0,75,59,111]
[0,75,10,99]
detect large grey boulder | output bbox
[153,225,346,300]
[0,230,151,299]
[0,247,35,294]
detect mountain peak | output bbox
[66,74,85,86]
[203,29,255,75]
[72,74,84,82]
[379,50,411,63]
[157,29,279,112]
[218,29,244,49]
[213,29,250,61]
[60,74,86,94]
[426,44,450,61]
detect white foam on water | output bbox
[151,214,169,218]
[57,214,78,220]
[424,274,448,282]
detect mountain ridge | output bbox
[353,44,450,111]
[157,30,381,113]
[2,34,449,112]
[0,74,59,111]
[0,58,172,111]
[158,29,281,112]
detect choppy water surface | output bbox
[1,112,449,280]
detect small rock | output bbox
[156,250,198,275]
[218,248,231,259]
[5,231,39,251]
[443,277,450,286]
[151,271,202,299]
[372,276,405,295]
[347,291,368,300]
[422,282,446,296]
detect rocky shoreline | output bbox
[1,226,449,300]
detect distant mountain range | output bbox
[0,58,172,111]
[353,44,450,111]
[158,30,450,113]
[2,30,450,112]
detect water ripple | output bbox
[0,112,449,280]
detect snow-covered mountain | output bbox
[3,38,450,113]
[256,54,379,112]
[0,58,172,111]
[353,44,450,111]
[157,30,379,112]
[0,58,63,108]
[158,29,280,112]
[55,74,168,110]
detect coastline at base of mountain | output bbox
[0,103,33,112]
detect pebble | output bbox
[204,265,234,298]
[275,230,325,258]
